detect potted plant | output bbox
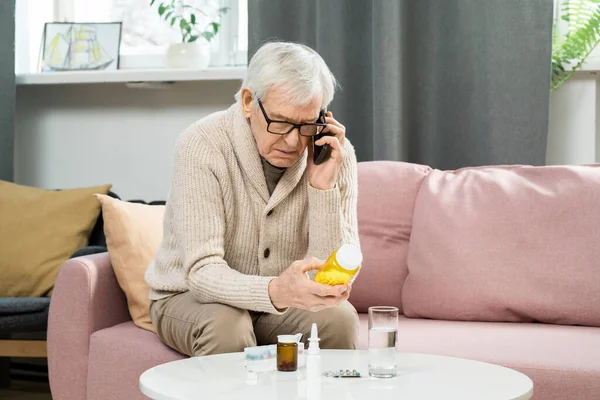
[551,0,600,91]
[151,0,229,69]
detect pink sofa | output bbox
[48,161,600,400]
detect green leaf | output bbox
[202,32,214,42]
[212,22,219,34]
[158,4,166,15]
[179,19,192,34]
[191,14,196,24]
[551,0,600,91]
[188,35,199,42]
[219,7,230,14]
[150,0,156,5]
[171,16,176,26]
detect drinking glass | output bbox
[368,306,398,378]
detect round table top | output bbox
[139,350,533,400]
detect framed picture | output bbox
[39,22,122,72]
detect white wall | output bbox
[15,80,241,200]
[546,72,600,166]
[546,73,598,165]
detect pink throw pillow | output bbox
[350,161,431,313]
[402,164,600,327]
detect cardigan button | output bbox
[264,248,271,258]
[267,209,274,216]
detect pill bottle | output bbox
[314,243,363,286]
[276,335,298,371]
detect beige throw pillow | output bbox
[0,181,111,297]
[95,194,165,332]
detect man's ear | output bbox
[240,87,253,118]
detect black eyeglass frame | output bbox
[257,99,326,137]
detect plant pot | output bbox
[165,42,211,69]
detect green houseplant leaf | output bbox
[552,0,600,91]
[150,0,229,44]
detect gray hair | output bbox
[235,41,338,109]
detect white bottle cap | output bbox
[308,323,320,355]
[336,244,363,271]
[277,335,298,344]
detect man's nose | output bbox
[284,127,301,147]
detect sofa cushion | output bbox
[87,321,184,400]
[403,164,600,327]
[350,161,431,313]
[0,297,51,333]
[0,311,49,333]
[358,314,600,400]
[0,181,111,297]
[95,194,165,332]
[0,297,51,315]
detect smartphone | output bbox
[313,109,333,165]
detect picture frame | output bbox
[39,22,122,72]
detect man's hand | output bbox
[307,111,346,191]
[268,257,350,311]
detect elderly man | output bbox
[145,41,360,356]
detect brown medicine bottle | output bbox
[277,335,298,372]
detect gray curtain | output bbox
[0,0,15,181]
[249,0,553,170]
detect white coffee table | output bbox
[139,350,533,400]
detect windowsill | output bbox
[15,66,247,85]
[580,56,600,72]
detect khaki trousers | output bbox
[149,291,359,356]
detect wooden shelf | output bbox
[16,66,247,85]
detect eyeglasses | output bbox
[258,99,326,137]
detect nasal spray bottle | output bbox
[306,323,321,379]
[305,323,322,400]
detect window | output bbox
[15,0,248,73]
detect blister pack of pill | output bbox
[323,369,361,378]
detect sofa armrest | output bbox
[48,252,130,400]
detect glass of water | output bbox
[368,306,398,378]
